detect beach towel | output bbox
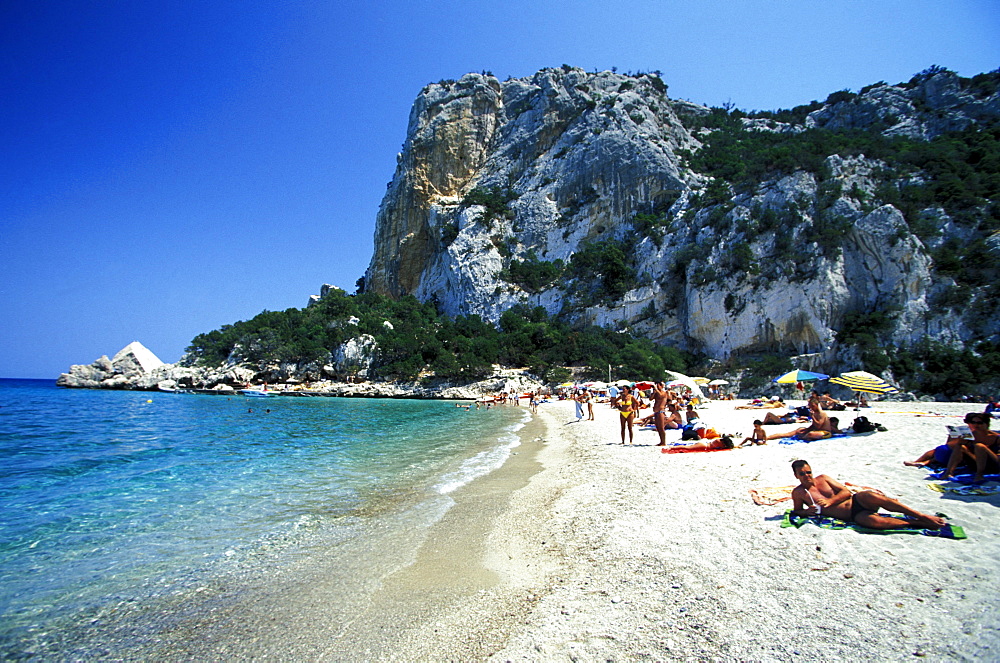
[778,432,854,445]
[926,470,1000,484]
[749,485,796,505]
[926,482,1000,496]
[749,482,878,505]
[662,446,728,454]
[780,510,967,539]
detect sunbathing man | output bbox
[735,397,785,410]
[761,410,809,425]
[791,460,945,530]
[767,400,833,441]
[819,392,846,411]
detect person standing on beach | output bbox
[651,381,669,446]
[791,460,946,530]
[612,386,638,445]
[583,389,595,420]
[574,389,585,420]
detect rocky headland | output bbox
[57,341,545,399]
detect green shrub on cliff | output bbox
[185,291,692,383]
[461,186,517,227]
[502,251,564,293]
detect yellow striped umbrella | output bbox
[829,371,899,394]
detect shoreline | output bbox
[107,407,553,660]
[64,397,1000,660]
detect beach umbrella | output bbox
[829,371,898,394]
[613,379,633,387]
[634,381,655,390]
[692,377,710,385]
[708,379,729,386]
[772,369,830,384]
[665,370,706,401]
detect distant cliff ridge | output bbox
[364,65,1000,366]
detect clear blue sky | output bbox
[2,1,997,379]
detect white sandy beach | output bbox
[384,397,1000,661]
[129,397,999,661]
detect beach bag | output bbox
[681,424,700,440]
[852,416,878,433]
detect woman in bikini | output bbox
[612,386,639,445]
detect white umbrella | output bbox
[708,379,729,386]
[665,371,706,401]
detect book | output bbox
[946,424,973,439]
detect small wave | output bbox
[433,419,526,495]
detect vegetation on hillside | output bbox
[186,289,692,384]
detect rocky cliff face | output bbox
[364,66,1000,364]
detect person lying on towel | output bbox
[767,400,834,441]
[791,460,946,530]
[663,436,735,453]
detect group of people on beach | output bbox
[904,410,1000,483]
[609,382,709,447]
[612,385,999,530]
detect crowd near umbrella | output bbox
[772,369,830,384]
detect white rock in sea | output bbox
[113,341,165,373]
[57,341,166,390]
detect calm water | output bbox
[0,379,527,657]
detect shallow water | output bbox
[0,379,526,657]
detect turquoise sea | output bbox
[0,378,528,658]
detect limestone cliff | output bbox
[364,66,1000,364]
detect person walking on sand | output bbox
[791,460,945,530]
[651,381,669,446]
[612,385,639,445]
